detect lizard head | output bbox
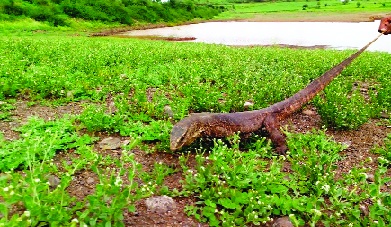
[170,116,203,151]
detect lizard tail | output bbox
[272,33,383,116]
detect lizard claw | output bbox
[275,145,288,155]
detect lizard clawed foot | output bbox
[264,115,288,155]
[275,145,288,155]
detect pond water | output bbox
[122,21,391,53]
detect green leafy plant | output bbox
[314,81,372,130]
[0,99,15,121]
[77,151,145,227]
[0,116,96,171]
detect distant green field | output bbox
[234,0,391,12]
[213,0,391,20]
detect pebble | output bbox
[86,177,95,184]
[123,140,130,146]
[99,137,121,150]
[243,101,254,110]
[302,109,316,116]
[47,175,61,188]
[366,173,375,183]
[380,111,390,119]
[164,105,174,118]
[66,90,74,99]
[145,195,176,214]
[272,216,294,227]
[341,140,352,148]
[359,204,369,216]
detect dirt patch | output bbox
[233,11,389,23]
[89,20,206,37]
[0,101,85,141]
[89,12,390,37]
[115,35,197,42]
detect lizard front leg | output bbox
[264,115,288,155]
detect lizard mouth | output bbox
[170,125,188,151]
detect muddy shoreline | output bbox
[90,12,389,37]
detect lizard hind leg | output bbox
[263,115,288,155]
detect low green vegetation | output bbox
[1,34,391,226]
[0,0,225,28]
[1,0,391,226]
[181,132,391,226]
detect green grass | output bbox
[1,2,391,225]
[213,0,391,20]
[233,0,391,12]
[181,132,391,226]
[1,35,391,226]
[0,17,129,36]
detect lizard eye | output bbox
[171,127,185,138]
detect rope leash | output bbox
[359,33,383,52]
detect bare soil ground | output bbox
[91,11,390,37]
[235,11,390,22]
[2,98,391,226]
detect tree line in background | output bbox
[0,0,227,26]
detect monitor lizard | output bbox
[170,34,382,154]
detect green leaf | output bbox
[218,198,239,209]
[270,185,288,194]
[205,199,216,208]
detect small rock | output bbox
[66,160,73,166]
[218,98,226,104]
[359,204,369,216]
[86,177,95,184]
[302,109,316,116]
[47,175,61,188]
[164,105,174,118]
[66,90,74,99]
[341,141,352,148]
[272,216,294,227]
[243,101,254,110]
[366,173,375,183]
[145,195,176,214]
[380,111,390,119]
[122,140,130,146]
[99,137,121,150]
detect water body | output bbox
[122,21,391,53]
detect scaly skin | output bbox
[170,34,382,154]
